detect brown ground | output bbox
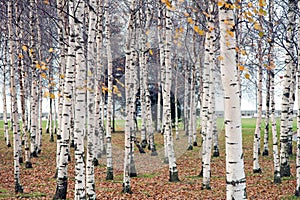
[0,129,296,199]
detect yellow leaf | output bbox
[41,73,47,79]
[226,30,234,37]
[258,31,264,37]
[36,63,41,69]
[218,56,224,61]
[245,73,250,79]
[248,2,253,7]
[218,1,224,7]
[18,54,23,59]
[149,49,153,55]
[49,48,54,53]
[193,25,199,32]
[88,70,92,76]
[60,74,65,79]
[198,29,205,36]
[259,0,266,7]
[187,17,194,24]
[43,91,49,98]
[22,45,28,51]
[115,79,125,87]
[44,0,49,4]
[102,86,108,92]
[240,49,247,55]
[239,65,245,71]
[184,13,189,17]
[50,93,55,99]
[254,23,262,31]
[224,3,234,9]
[41,63,48,70]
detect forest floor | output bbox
[0,119,297,199]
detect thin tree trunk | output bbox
[219,2,247,198]
[202,4,216,188]
[279,0,297,178]
[53,0,75,195]
[253,56,263,173]
[86,0,97,197]
[164,4,179,182]
[295,1,300,195]
[105,0,114,180]
[29,0,38,158]
[8,0,23,193]
[2,51,11,147]
[123,0,136,193]
[69,0,86,198]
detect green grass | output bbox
[137,172,160,179]
[16,192,47,198]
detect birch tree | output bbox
[8,0,23,193]
[266,0,281,184]
[2,46,11,147]
[295,1,300,195]
[202,1,216,189]
[163,2,179,182]
[86,0,98,197]
[94,0,105,161]
[29,0,39,158]
[53,0,76,195]
[279,0,297,178]
[123,0,136,193]
[219,1,246,198]
[253,38,263,173]
[69,0,87,197]
[104,0,114,181]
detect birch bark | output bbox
[105,0,114,180]
[279,0,297,177]
[219,1,247,198]
[295,1,300,195]
[8,0,23,193]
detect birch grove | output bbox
[2,0,300,199]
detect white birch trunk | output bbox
[263,72,270,156]
[253,59,262,173]
[8,1,23,193]
[35,0,43,155]
[55,0,67,176]
[188,64,196,150]
[184,62,189,136]
[174,63,179,140]
[3,56,11,147]
[94,1,105,160]
[105,0,114,180]
[72,0,86,198]
[202,7,216,188]
[219,2,247,199]
[164,5,179,182]
[53,0,76,196]
[86,0,97,197]
[29,0,38,158]
[295,1,300,195]
[123,0,136,193]
[279,0,297,177]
